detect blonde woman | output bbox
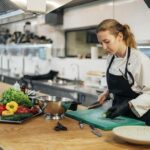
[96,19,150,125]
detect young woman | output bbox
[96,19,150,125]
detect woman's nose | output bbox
[102,43,107,50]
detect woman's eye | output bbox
[105,41,110,44]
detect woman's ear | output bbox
[117,32,124,41]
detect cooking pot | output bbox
[37,95,73,119]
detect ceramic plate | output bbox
[113,126,150,145]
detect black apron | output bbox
[106,47,150,125]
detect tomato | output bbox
[0,104,6,115]
[30,107,39,114]
[16,105,31,114]
[0,104,6,110]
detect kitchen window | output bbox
[65,27,106,58]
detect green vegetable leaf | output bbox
[1,88,32,108]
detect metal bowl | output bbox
[37,95,73,119]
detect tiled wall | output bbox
[0,55,107,81]
[50,57,107,80]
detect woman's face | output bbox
[97,30,122,55]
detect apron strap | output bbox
[125,47,131,76]
[107,55,115,73]
[125,47,134,86]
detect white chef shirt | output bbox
[107,48,150,117]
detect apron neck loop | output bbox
[125,47,131,77]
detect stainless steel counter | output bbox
[0,75,105,106]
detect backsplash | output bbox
[0,54,107,81]
[50,57,107,81]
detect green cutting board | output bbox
[65,108,145,130]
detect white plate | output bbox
[113,126,150,145]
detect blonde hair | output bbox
[96,19,137,49]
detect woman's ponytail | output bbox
[123,24,137,49]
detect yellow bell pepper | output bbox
[2,110,14,116]
[6,101,18,113]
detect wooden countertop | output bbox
[0,82,149,150]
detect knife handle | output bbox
[90,125,102,137]
[88,101,101,109]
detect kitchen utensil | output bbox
[90,125,102,137]
[78,121,102,137]
[54,121,68,131]
[37,95,73,120]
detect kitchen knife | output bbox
[90,125,102,137]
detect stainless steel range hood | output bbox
[0,0,100,25]
[10,0,73,13]
[0,0,73,25]
[0,0,18,15]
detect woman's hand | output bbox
[98,89,109,105]
[105,102,129,119]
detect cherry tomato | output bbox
[30,107,39,114]
[16,105,30,114]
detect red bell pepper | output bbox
[0,104,6,115]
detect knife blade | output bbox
[88,101,101,109]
